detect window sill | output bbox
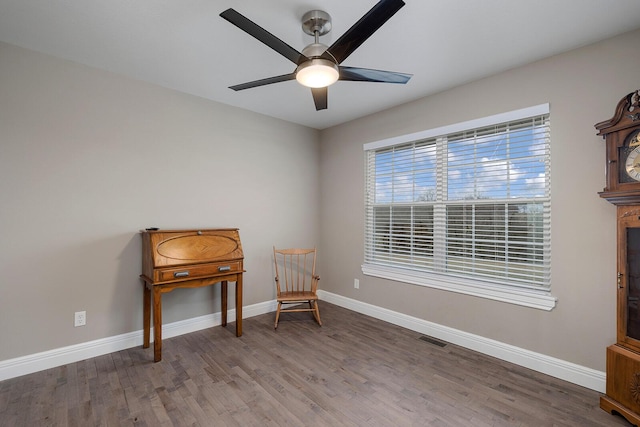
[361,264,557,311]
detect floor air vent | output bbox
[419,336,447,347]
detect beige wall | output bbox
[0,41,320,361]
[318,29,640,371]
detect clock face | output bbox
[619,130,640,183]
[626,147,640,181]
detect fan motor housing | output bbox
[301,43,330,59]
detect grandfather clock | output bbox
[597,89,640,425]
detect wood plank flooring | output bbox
[0,302,632,426]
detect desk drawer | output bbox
[156,261,242,282]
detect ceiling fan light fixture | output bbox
[221,0,410,110]
[295,58,339,88]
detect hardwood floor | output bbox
[0,302,632,426]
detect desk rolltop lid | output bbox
[141,229,244,275]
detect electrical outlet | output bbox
[354,278,359,289]
[74,311,86,327]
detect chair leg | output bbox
[274,302,282,329]
[312,300,322,326]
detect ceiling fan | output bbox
[219,0,412,111]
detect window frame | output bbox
[362,104,556,310]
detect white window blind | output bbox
[364,106,552,303]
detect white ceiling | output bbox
[1,1,640,130]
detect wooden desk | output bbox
[140,228,244,362]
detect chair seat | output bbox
[278,291,318,302]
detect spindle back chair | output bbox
[273,247,322,329]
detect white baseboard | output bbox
[0,294,605,394]
[0,299,277,382]
[317,290,606,393]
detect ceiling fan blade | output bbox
[311,87,328,111]
[339,66,412,84]
[220,9,306,65]
[230,73,296,91]
[322,0,405,64]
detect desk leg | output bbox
[143,281,150,349]
[153,286,162,362]
[236,274,243,337]
[221,280,228,327]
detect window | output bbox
[363,105,556,310]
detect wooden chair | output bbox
[273,247,322,329]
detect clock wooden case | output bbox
[597,90,640,205]
[597,89,640,426]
